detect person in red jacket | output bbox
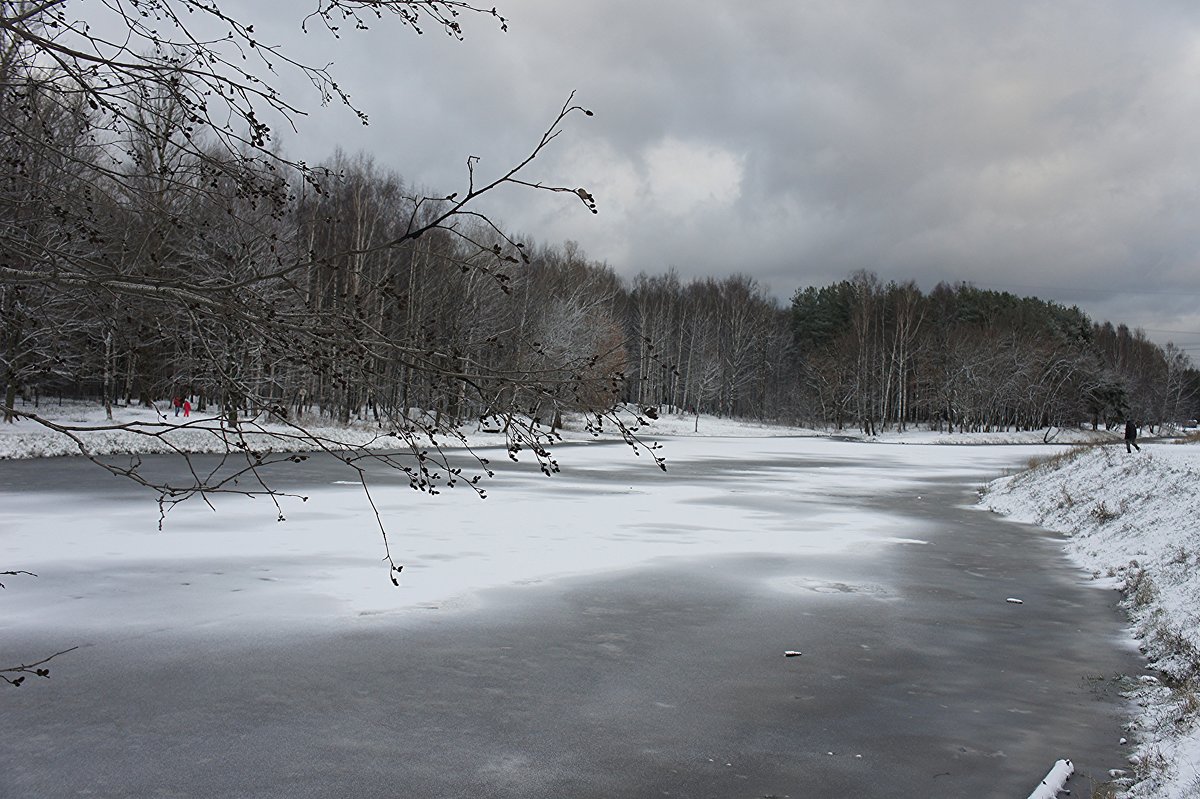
[182,399,192,418]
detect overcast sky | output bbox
[230,1,1200,355]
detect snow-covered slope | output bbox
[982,441,1200,799]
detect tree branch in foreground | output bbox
[2,646,80,687]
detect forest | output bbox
[4,132,1196,436]
[632,268,1198,434]
[2,2,1197,446]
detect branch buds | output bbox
[575,187,598,214]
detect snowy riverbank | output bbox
[0,401,818,462]
[982,440,1200,799]
[0,399,1131,462]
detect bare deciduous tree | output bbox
[0,0,655,684]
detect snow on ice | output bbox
[3,400,1199,798]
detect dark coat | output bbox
[1124,420,1138,441]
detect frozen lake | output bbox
[0,437,1141,797]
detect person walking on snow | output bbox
[182,399,192,418]
[1124,419,1140,452]
[172,396,182,417]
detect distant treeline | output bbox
[3,141,1195,433]
[788,273,1195,432]
[626,268,1197,432]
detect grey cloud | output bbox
[231,0,1200,350]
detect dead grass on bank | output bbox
[1024,443,1098,472]
[1089,779,1125,799]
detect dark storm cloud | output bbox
[235,0,1200,351]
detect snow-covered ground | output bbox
[0,400,495,460]
[0,398,1126,461]
[983,439,1200,799]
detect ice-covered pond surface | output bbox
[1,437,1142,797]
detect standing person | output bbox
[182,398,192,418]
[172,395,182,417]
[1124,418,1140,452]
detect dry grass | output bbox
[1128,567,1158,609]
[1090,780,1124,799]
[1175,431,1200,444]
[1025,444,1096,472]
[1092,501,1120,523]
